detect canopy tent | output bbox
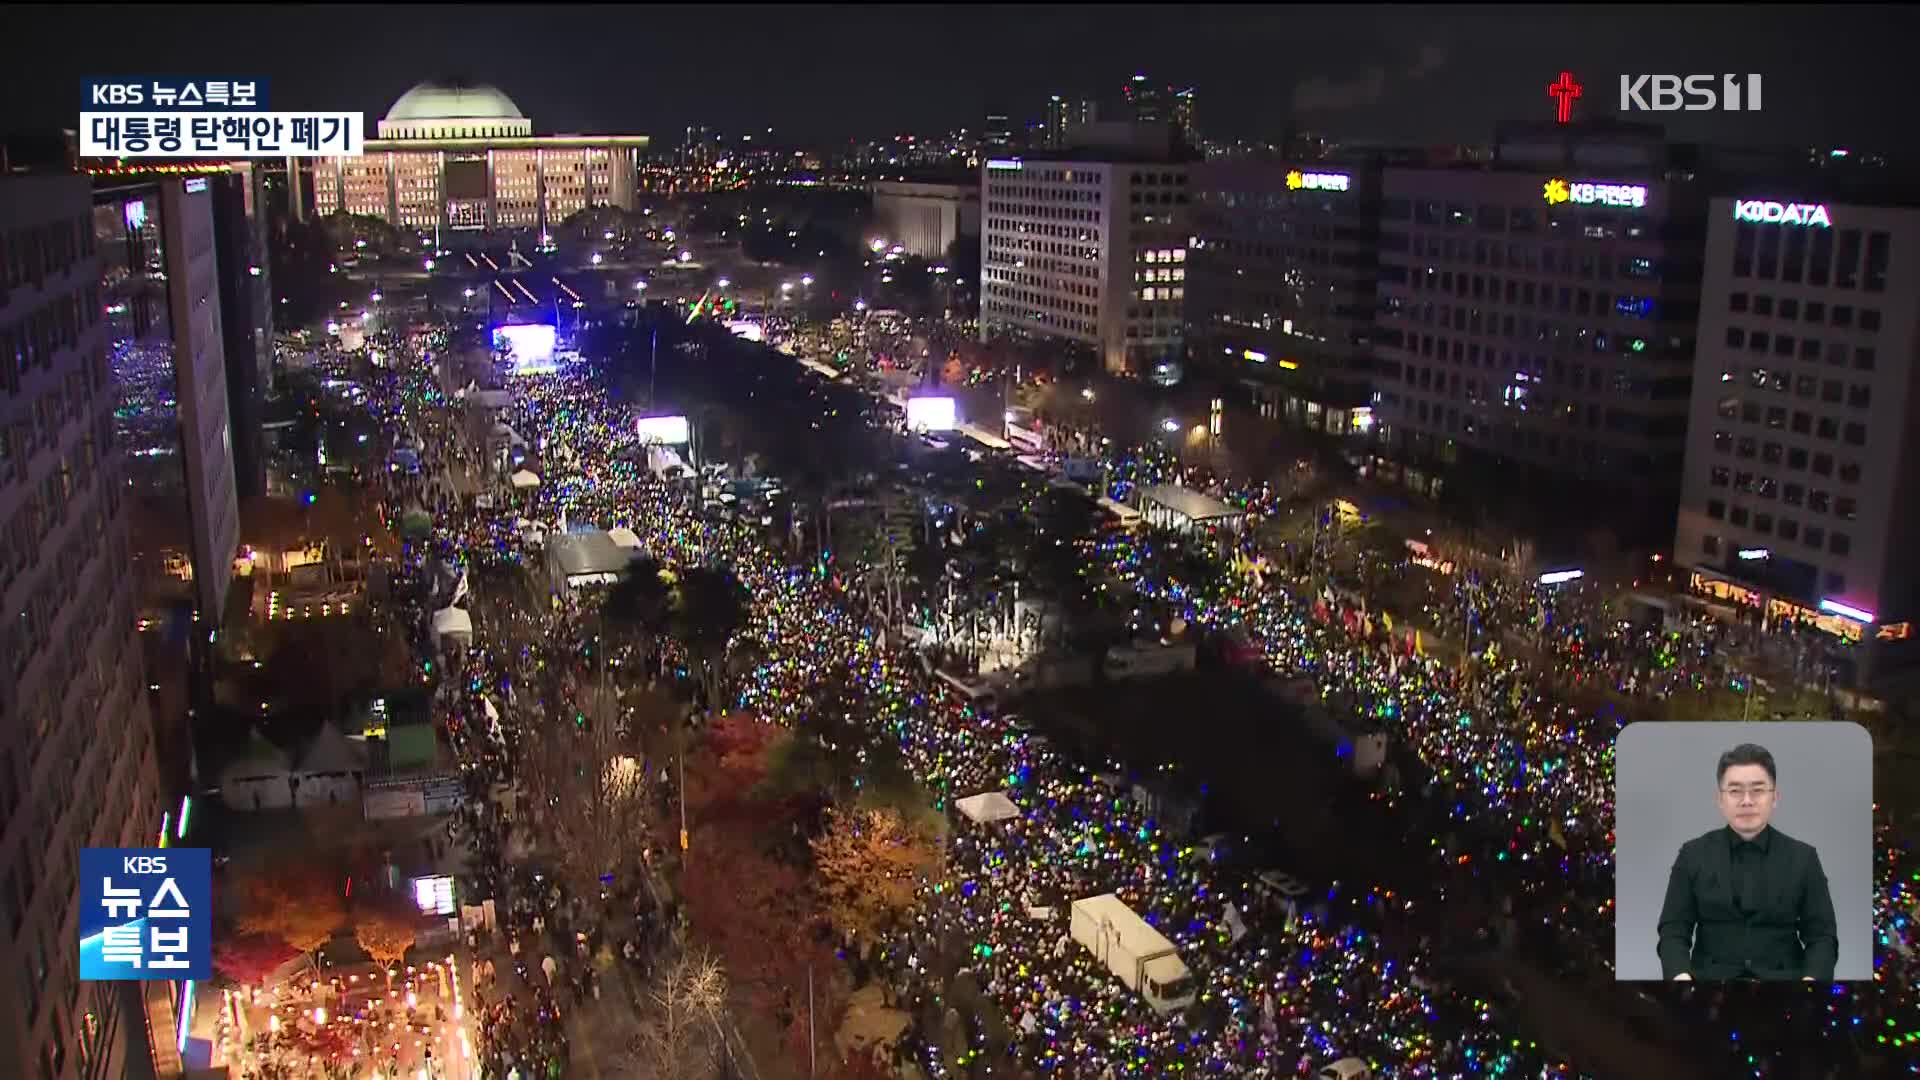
[510,469,541,490]
[608,526,644,551]
[955,790,1020,824]
[220,729,295,811]
[431,606,474,639]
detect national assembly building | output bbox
[305,80,649,234]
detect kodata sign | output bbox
[1543,178,1647,209]
[1733,200,1832,228]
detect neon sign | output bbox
[1545,178,1647,209]
[1733,200,1831,228]
[1547,71,1583,124]
[1285,170,1350,192]
[986,159,1023,171]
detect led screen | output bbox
[635,415,692,445]
[905,396,957,432]
[493,324,557,371]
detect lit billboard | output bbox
[905,396,957,433]
[726,320,764,342]
[493,324,557,372]
[635,415,692,445]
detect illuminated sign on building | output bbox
[1544,178,1647,208]
[986,159,1024,171]
[1819,598,1875,624]
[1243,349,1267,363]
[1547,71,1583,124]
[1285,170,1351,192]
[1732,200,1832,227]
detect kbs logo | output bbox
[1620,75,1763,112]
[89,83,145,106]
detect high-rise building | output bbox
[207,165,273,498]
[983,110,1014,151]
[1188,159,1381,435]
[0,173,170,1080]
[1122,76,1196,146]
[870,181,980,259]
[979,153,1191,377]
[1044,95,1100,150]
[1673,194,1919,684]
[1369,127,1701,512]
[311,81,649,234]
[96,178,241,626]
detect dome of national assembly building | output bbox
[377,80,533,139]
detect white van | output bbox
[1318,1059,1372,1080]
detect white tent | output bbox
[432,606,474,640]
[608,526,644,551]
[955,790,1020,824]
[510,469,541,490]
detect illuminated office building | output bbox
[1369,128,1703,504]
[0,174,171,1080]
[310,80,649,234]
[1188,159,1382,436]
[1674,194,1920,681]
[980,150,1191,378]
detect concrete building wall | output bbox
[0,173,167,1080]
[1675,196,1920,674]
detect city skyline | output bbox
[4,5,1918,156]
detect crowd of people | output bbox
[352,318,1915,1079]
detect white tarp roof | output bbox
[297,722,369,775]
[956,790,1020,824]
[432,606,474,638]
[608,526,644,550]
[510,469,541,489]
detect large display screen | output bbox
[493,324,557,372]
[635,415,692,445]
[905,396,957,433]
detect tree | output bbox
[604,554,673,676]
[671,565,749,714]
[680,826,815,1013]
[810,807,944,942]
[630,948,728,1079]
[518,681,651,899]
[233,859,346,967]
[352,890,418,985]
[213,932,299,989]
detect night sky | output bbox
[7,4,1914,157]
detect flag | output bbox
[1549,821,1566,849]
[1224,902,1249,943]
[451,568,471,606]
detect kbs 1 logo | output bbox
[1620,74,1763,113]
[79,848,212,981]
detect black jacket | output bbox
[1656,824,1838,980]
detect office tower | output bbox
[979,154,1191,377]
[0,173,170,1080]
[1188,159,1381,434]
[1369,127,1702,518]
[1673,195,1920,684]
[1123,76,1196,147]
[1044,95,1101,150]
[208,165,273,497]
[96,178,241,626]
[983,109,1014,151]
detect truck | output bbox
[1068,894,1197,1013]
[1103,641,1197,680]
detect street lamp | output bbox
[801,274,814,286]
[781,281,793,293]
[1162,418,1181,433]
[590,251,604,266]
[717,277,731,289]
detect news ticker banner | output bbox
[81,76,362,158]
[79,848,212,981]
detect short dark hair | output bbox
[1716,743,1777,786]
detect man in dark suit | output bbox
[1656,742,1838,981]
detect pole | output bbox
[807,963,816,1078]
[649,326,659,410]
[678,749,688,856]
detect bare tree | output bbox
[518,681,650,900]
[630,948,729,1079]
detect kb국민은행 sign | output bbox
[1544,178,1648,209]
[79,848,212,980]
